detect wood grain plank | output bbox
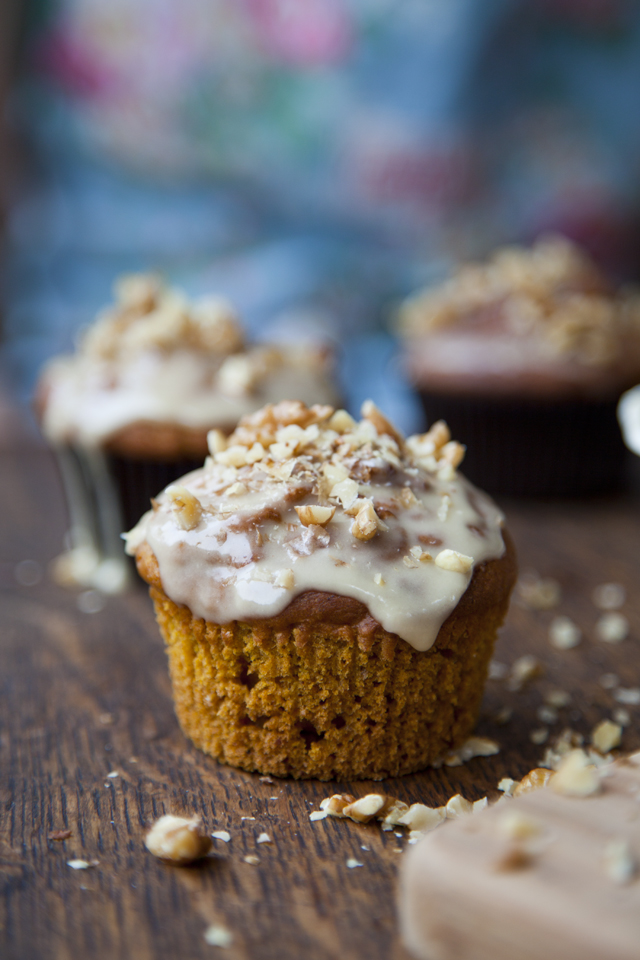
[1,441,640,960]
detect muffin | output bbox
[125,399,516,780]
[36,275,338,591]
[398,236,640,496]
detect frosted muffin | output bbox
[126,400,516,780]
[398,236,640,495]
[36,275,338,590]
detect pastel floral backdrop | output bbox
[4,0,640,424]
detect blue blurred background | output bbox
[3,0,640,431]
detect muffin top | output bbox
[398,236,640,398]
[125,400,507,651]
[38,274,337,446]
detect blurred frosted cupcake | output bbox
[398,236,640,496]
[36,275,338,591]
[126,400,516,780]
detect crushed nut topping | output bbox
[145,814,212,864]
[127,400,507,652]
[398,235,640,367]
[507,655,543,692]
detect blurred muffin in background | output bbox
[397,236,640,496]
[36,274,339,592]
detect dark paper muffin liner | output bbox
[417,392,628,497]
[108,454,203,532]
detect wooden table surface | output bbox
[2,409,640,960]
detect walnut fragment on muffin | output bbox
[125,400,517,780]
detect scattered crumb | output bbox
[397,804,446,833]
[145,815,212,864]
[537,705,558,725]
[203,924,234,948]
[551,749,601,797]
[240,816,256,821]
[614,708,631,727]
[549,616,581,650]
[67,859,96,870]
[48,829,72,841]
[545,689,571,708]
[361,844,370,851]
[599,673,619,690]
[493,706,512,725]
[243,855,260,865]
[507,655,543,692]
[442,736,500,767]
[517,572,561,610]
[603,839,636,885]
[256,833,272,844]
[106,771,119,779]
[346,858,363,869]
[445,795,473,818]
[309,810,329,822]
[595,613,629,645]
[211,831,231,842]
[614,688,640,706]
[259,776,274,784]
[592,583,626,611]
[98,713,113,725]
[488,660,508,680]
[530,727,549,745]
[498,778,517,796]
[591,720,622,754]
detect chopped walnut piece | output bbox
[591,719,622,754]
[226,482,247,497]
[295,504,336,527]
[550,749,601,798]
[342,794,387,823]
[330,478,359,509]
[498,778,517,796]
[328,409,356,433]
[165,485,203,531]
[397,804,446,833]
[513,768,554,796]
[379,799,410,830]
[445,795,473,818]
[320,794,355,817]
[435,549,473,573]
[145,815,212,864]
[203,925,233,948]
[350,499,386,541]
[400,487,420,508]
[207,429,227,455]
[361,400,404,446]
[274,569,295,590]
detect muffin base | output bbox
[143,534,516,780]
[418,392,628,497]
